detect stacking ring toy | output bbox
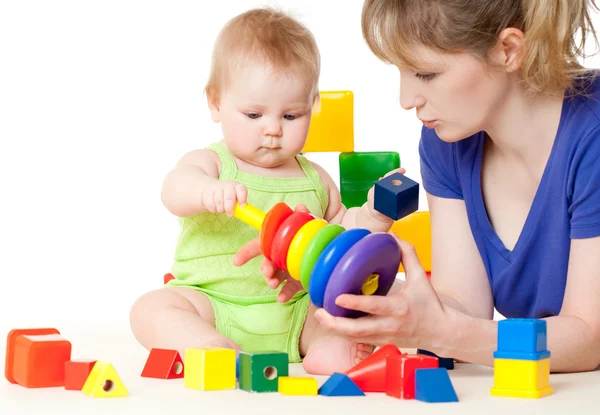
[233,202,401,318]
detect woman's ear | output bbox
[489,27,525,73]
[206,89,221,123]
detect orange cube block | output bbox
[5,328,72,388]
[65,360,97,390]
[386,354,438,399]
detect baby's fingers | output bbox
[223,185,237,216]
[235,183,248,207]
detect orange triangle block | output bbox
[345,344,404,392]
[82,361,128,398]
[141,348,184,379]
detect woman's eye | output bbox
[284,114,298,121]
[415,73,436,81]
[246,113,261,119]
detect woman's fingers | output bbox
[314,308,396,341]
[334,293,408,317]
[232,238,262,266]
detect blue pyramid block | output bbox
[318,372,365,396]
[415,368,458,403]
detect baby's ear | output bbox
[206,89,221,123]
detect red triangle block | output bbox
[345,344,404,392]
[164,273,175,284]
[141,348,184,379]
[386,354,439,399]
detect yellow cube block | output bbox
[490,358,553,398]
[184,347,236,391]
[278,376,318,395]
[302,91,354,153]
[389,211,432,273]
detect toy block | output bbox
[278,377,318,395]
[386,354,439,399]
[494,319,550,360]
[390,211,432,273]
[141,348,184,379]
[164,273,175,284]
[415,368,459,403]
[65,360,97,390]
[374,172,419,221]
[339,151,400,209]
[5,328,72,388]
[239,351,289,393]
[346,344,404,392]
[319,372,365,396]
[184,347,235,391]
[302,90,354,153]
[417,349,454,370]
[490,358,552,398]
[81,361,128,398]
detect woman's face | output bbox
[398,45,511,142]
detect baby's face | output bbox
[215,62,314,168]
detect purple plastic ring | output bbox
[323,232,401,318]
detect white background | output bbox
[1,0,599,328]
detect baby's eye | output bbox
[284,114,298,121]
[415,73,436,82]
[246,113,261,119]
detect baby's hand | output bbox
[366,167,406,222]
[203,180,248,216]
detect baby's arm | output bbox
[161,149,247,218]
[310,161,394,232]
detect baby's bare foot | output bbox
[302,336,373,376]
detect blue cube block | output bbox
[415,368,458,403]
[374,172,419,220]
[494,318,550,360]
[417,349,454,370]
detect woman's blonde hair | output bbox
[362,0,600,96]
[205,7,320,103]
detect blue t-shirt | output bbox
[419,74,600,319]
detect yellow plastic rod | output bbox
[233,203,266,231]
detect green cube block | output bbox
[239,351,289,393]
[339,151,401,208]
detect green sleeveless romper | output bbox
[165,142,328,362]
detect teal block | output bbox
[238,351,288,393]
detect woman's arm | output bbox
[315,192,600,373]
[425,194,600,372]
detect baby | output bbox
[129,7,395,375]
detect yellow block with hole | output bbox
[278,376,318,395]
[287,218,328,280]
[490,358,553,398]
[389,211,432,273]
[302,91,354,153]
[184,347,236,391]
[81,361,128,398]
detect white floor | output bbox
[2,321,599,415]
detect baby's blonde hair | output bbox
[205,7,320,103]
[362,0,600,97]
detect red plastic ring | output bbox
[260,202,293,261]
[270,211,315,271]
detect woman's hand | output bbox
[313,236,448,349]
[233,203,309,303]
